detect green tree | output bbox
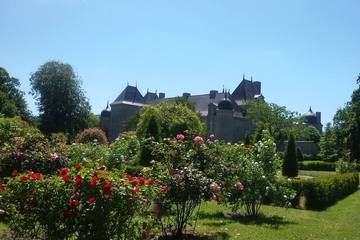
[247,100,303,142]
[300,126,321,143]
[0,67,30,121]
[30,61,91,137]
[319,123,339,162]
[137,102,204,139]
[348,74,360,161]
[282,134,298,177]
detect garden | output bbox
[1,64,360,239]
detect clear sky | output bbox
[1,0,359,125]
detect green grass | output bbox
[196,189,360,240]
[298,170,335,178]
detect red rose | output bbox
[0,183,6,190]
[11,170,18,177]
[74,164,81,170]
[102,183,113,194]
[147,179,156,185]
[89,177,97,187]
[138,177,145,186]
[87,197,96,204]
[20,175,30,182]
[98,165,106,171]
[30,172,42,181]
[74,175,82,186]
[59,168,70,176]
[160,185,168,193]
[62,175,70,182]
[16,151,25,159]
[234,181,244,192]
[131,180,139,187]
[63,210,74,218]
[69,199,80,208]
[131,188,138,194]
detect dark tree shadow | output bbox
[198,211,295,230]
[158,232,230,240]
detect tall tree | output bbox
[30,61,91,137]
[347,74,360,161]
[282,134,298,177]
[0,67,30,121]
[319,123,340,162]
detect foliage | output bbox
[106,132,140,169]
[30,61,91,137]
[137,103,205,139]
[282,134,298,177]
[0,166,161,239]
[76,128,108,145]
[319,123,340,162]
[246,100,303,142]
[336,151,358,174]
[0,116,67,177]
[0,67,30,121]
[224,131,294,217]
[87,112,100,128]
[300,126,321,143]
[66,142,109,168]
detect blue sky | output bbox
[0,0,359,125]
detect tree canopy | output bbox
[30,61,91,137]
[0,67,30,121]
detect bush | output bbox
[0,165,161,239]
[282,134,298,177]
[137,103,205,139]
[106,132,140,169]
[0,117,67,177]
[66,142,109,168]
[76,128,108,145]
[299,161,336,171]
[285,173,359,210]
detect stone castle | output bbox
[100,77,322,142]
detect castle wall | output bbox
[108,103,142,141]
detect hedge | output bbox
[284,173,359,210]
[298,161,336,171]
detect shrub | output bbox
[285,173,359,210]
[282,134,298,177]
[336,152,358,173]
[298,161,336,171]
[76,128,108,145]
[137,103,205,139]
[224,130,294,216]
[0,117,67,177]
[66,142,109,168]
[106,132,140,169]
[0,165,161,239]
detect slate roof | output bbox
[144,92,158,103]
[231,79,261,100]
[112,85,145,105]
[149,92,227,116]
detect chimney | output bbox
[159,93,165,99]
[209,90,218,99]
[182,92,191,99]
[253,81,261,95]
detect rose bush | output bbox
[0,165,162,240]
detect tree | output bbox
[347,74,360,161]
[0,67,30,121]
[247,100,303,142]
[282,134,298,177]
[30,61,91,137]
[300,126,321,143]
[319,123,339,162]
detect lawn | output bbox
[195,189,360,240]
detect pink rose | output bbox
[176,134,185,142]
[210,182,221,194]
[50,153,58,161]
[234,181,244,192]
[193,136,204,145]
